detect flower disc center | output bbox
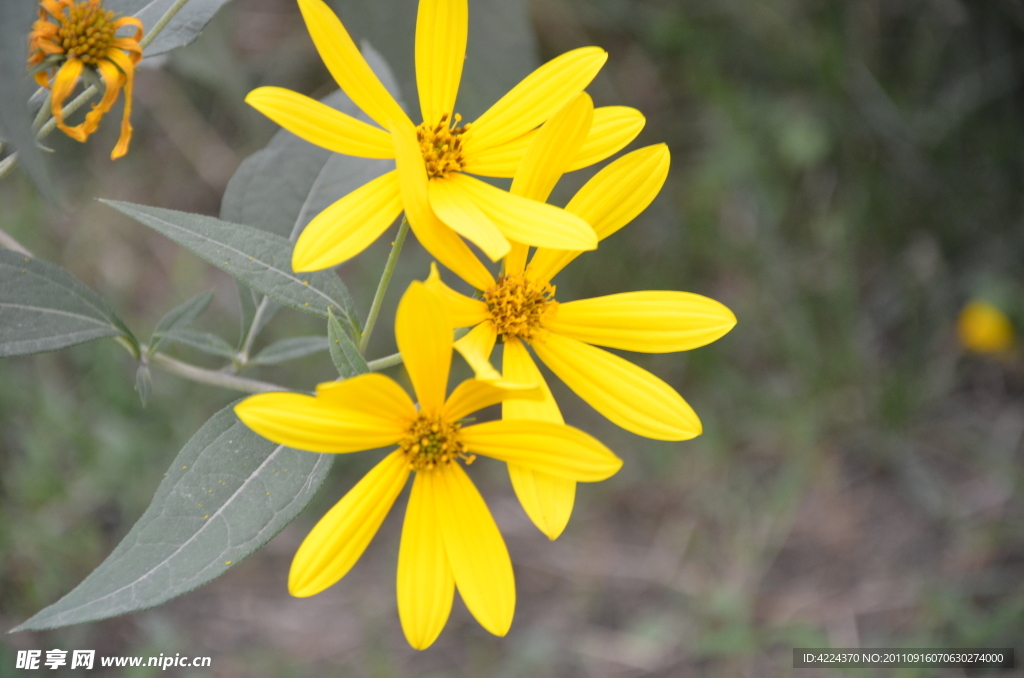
[484,274,558,341]
[417,113,470,179]
[56,1,117,65]
[400,416,472,472]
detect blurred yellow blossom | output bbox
[957,300,1014,354]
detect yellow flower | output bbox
[244,0,646,289]
[28,0,142,159]
[423,96,736,539]
[234,282,622,649]
[957,300,1014,353]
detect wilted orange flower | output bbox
[28,0,143,159]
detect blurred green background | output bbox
[3,0,1024,675]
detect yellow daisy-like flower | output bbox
[957,300,1014,354]
[27,0,142,159]
[424,96,737,539]
[244,0,646,289]
[234,282,622,649]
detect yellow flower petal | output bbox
[292,170,403,272]
[51,58,86,142]
[510,92,594,203]
[461,420,622,481]
[565,106,646,171]
[289,450,410,597]
[504,243,530,277]
[315,372,419,424]
[465,46,607,151]
[434,462,515,637]
[958,300,1015,353]
[546,291,737,353]
[395,281,452,415]
[424,263,490,327]
[398,471,455,650]
[440,379,530,421]
[462,105,644,178]
[453,321,499,381]
[390,118,497,291]
[532,332,702,440]
[428,178,511,261]
[105,50,136,160]
[451,173,597,251]
[245,87,394,159]
[508,465,575,541]
[415,0,467,126]
[501,339,563,424]
[296,0,410,129]
[500,339,575,538]
[528,144,670,282]
[234,391,405,453]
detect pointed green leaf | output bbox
[135,364,152,407]
[149,289,214,354]
[0,249,137,358]
[12,402,334,631]
[105,0,233,58]
[154,328,236,359]
[102,200,359,328]
[250,336,330,366]
[220,45,401,242]
[328,308,369,379]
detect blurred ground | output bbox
[2,0,1024,676]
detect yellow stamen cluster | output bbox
[484,274,558,341]
[416,113,470,179]
[56,1,117,65]
[400,416,474,472]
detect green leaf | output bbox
[105,0,234,57]
[235,282,257,349]
[12,402,334,632]
[219,46,397,352]
[103,200,359,330]
[0,2,58,203]
[328,308,369,379]
[154,328,236,359]
[0,249,137,358]
[135,364,152,407]
[149,289,214,354]
[220,45,400,242]
[250,336,330,366]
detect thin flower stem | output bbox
[0,154,20,182]
[0,227,33,257]
[138,0,191,50]
[359,216,410,353]
[367,352,404,371]
[149,352,286,394]
[32,93,52,132]
[239,296,273,363]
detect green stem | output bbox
[149,352,286,394]
[367,352,404,371]
[238,296,272,364]
[0,154,19,183]
[32,93,52,133]
[138,0,191,50]
[359,216,410,353]
[0,227,33,256]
